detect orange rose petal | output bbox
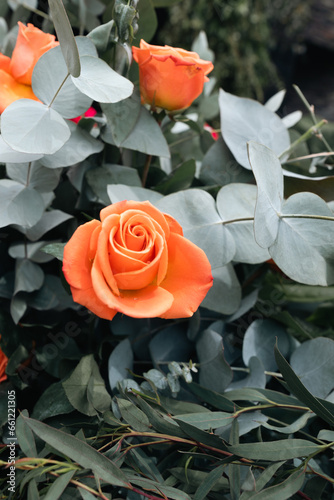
[0,54,11,73]
[71,285,117,321]
[62,219,101,289]
[101,201,170,239]
[0,348,8,383]
[0,69,39,113]
[159,233,213,319]
[10,22,58,85]
[92,254,174,318]
[114,232,165,290]
[164,213,183,236]
[96,215,120,296]
[139,56,206,111]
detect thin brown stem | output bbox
[142,155,152,187]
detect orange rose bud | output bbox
[0,22,58,113]
[132,40,214,112]
[63,201,213,321]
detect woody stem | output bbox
[141,154,152,187]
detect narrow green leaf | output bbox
[175,411,233,430]
[247,470,305,500]
[175,418,230,451]
[22,414,131,487]
[274,343,334,426]
[193,464,225,500]
[136,397,186,438]
[229,419,240,500]
[229,439,323,461]
[28,479,40,500]
[48,0,81,77]
[79,489,97,500]
[242,461,285,498]
[128,476,191,500]
[261,411,314,435]
[16,411,38,458]
[317,429,334,442]
[170,467,229,491]
[116,398,150,431]
[44,470,75,500]
[188,382,237,412]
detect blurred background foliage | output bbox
[155,0,311,101]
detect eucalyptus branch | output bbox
[48,72,70,108]
[280,213,334,222]
[293,85,333,153]
[284,151,334,164]
[141,154,152,187]
[20,4,50,20]
[279,119,328,160]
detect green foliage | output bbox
[0,1,334,499]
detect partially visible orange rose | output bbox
[63,200,213,321]
[132,40,214,112]
[0,22,58,113]
[0,344,8,383]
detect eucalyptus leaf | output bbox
[32,381,74,421]
[290,337,334,398]
[63,355,111,416]
[107,184,163,204]
[32,43,93,118]
[101,91,141,147]
[248,142,283,248]
[41,243,66,262]
[242,319,291,372]
[22,414,131,487]
[105,106,170,158]
[0,135,43,163]
[229,439,323,461]
[274,343,334,426]
[135,0,158,43]
[6,162,62,192]
[108,338,133,390]
[0,180,45,228]
[175,411,233,430]
[227,356,266,391]
[16,411,38,458]
[193,465,225,500]
[261,411,314,435]
[196,328,233,392]
[43,470,75,500]
[14,259,44,294]
[201,264,241,315]
[116,398,150,431]
[87,19,115,52]
[24,211,72,242]
[219,89,290,169]
[270,192,334,286]
[264,89,286,112]
[1,99,70,155]
[86,164,141,204]
[157,189,235,268]
[199,137,253,186]
[48,0,81,77]
[71,55,133,103]
[217,183,270,263]
[282,110,302,128]
[41,121,103,168]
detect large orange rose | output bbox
[63,200,213,320]
[132,40,214,112]
[0,22,58,113]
